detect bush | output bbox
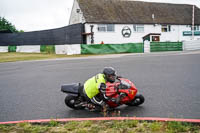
[40,45,55,54]
[0,17,18,32]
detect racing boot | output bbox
[86,103,96,111]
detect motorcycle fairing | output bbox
[105,78,138,108]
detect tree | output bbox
[0,17,18,32]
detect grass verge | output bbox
[0,53,94,63]
[0,120,199,133]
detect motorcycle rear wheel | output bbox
[125,94,145,106]
[65,95,85,110]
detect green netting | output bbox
[81,43,144,54]
[8,46,16,52]
[150,42,182,52]
[40,45,55,54]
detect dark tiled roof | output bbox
[78,0,200,25]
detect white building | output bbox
[69,0,200,44]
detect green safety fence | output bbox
[8,46,17,52]
[81,43,144,54]
[40,45,55,54]
[150,42,182,52]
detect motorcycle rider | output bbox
[78,67,117,111]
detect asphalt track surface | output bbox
[0,51,200,122]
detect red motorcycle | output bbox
[61,78,145,111]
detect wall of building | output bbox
[177,25,200,41]
[84,23,200,44]
[69,0,85,25]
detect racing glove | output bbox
[99,83,106,93]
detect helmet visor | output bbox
[108,74,116,82]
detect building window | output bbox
[107,24,115,31]
[98,24,115,32]
[98,24,106,32]
[195,26,200,31]
[133,25,144,32]
[189,25,200,31]
[161,25,171,32]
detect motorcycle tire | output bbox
[125,94,145,106]
[65,95,85,110]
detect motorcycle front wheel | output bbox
[125,94,145,106]
[65,95,85,110]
